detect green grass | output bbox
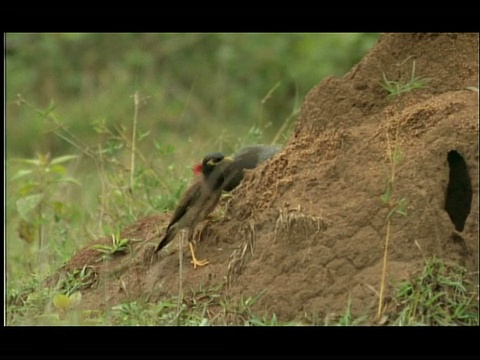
[335,295,369,326]
[392,258,478,326]
[381,60,431,97]
[6,280,289,326]
[6,255,477,325]
[90,226,131,262]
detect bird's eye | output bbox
[204,152,224,166]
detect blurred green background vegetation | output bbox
[6,33,379,156]
[5,33,379,285]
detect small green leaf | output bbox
[17,184,39,197]
[51,201,67,219]
[137,129,151,141]
[16,194,44,221]
[36,152,51,166]
[120,238,130,246]
[17,219,37,244]
[50,154,78,165]
[381,184,392,204]
[392,146,403,164]
[53,293,72,311]
[91,244,112,253]
[79,265,92,278]
[69,292,82,308]
[49,177,82,186]
[164,144,175,154]
[117,238,130,249]
[10,169,33,182]
[386,207,397,222]
[15,158,42,166]
[92,118,107,133]
[37,100,57,118]
[397,198,408,216]
[396,209,408,217]
[50,164,67,175]
[154,143,176,154]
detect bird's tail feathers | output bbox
[154,228,174,253]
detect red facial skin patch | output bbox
[192,163,203,175]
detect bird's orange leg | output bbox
[189,242,209,269]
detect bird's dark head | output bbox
[192,153,224,176]
[192,152,226,176]
[201,152,225,177]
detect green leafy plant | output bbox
[338,295,353,326]
[381,60,431,97]
[375,62,429,321]
[57,265,97,296]
[12,152,81,253]
[16,95,185,232]
[218,289,268,325]
[91,226,130,261]
[377,141,409,321]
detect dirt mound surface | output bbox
[48,33,479,322]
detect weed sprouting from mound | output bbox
[392,258,478,326]
[381,60,431,97]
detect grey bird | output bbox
[222,144,281,191]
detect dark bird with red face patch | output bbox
[192,144,281,192]
[154,152,233,269]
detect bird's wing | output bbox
[167,180,201,229]
[155,163,228,254]
[155,180,202,253]
[205,158,234,191]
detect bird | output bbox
[193,144,281,192]
[154,152,233,269]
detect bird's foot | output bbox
[190,257,210,269]
[188,242,209,269]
